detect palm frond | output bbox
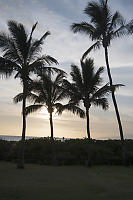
[110,25,127,40]
[53,88,69,103]
[30,80,49,103]
[28,22,38,45]
[53,103,63,111]
[71,22,95,39]
[43,55,58,65]
[44,67,64,75]
[28,55,58,74]
[62,80,81,102]
[82,41,101,61]
[8,20,28,61]
[91,66,104,87]
[54,72,66,85]
[25,105,43,115]
[0,32,23,64]
[108,11,124,33]
[110,84,125,91]
[57,103,85,118]
[28,31,50,62]
[81,58,96,92]
[50,72,67,102]
[91,83,110,99]
[91,83,124,99]
[70,64,83,91]
[0,32,10,49]
[92,97,109,110]
[126,20,133,34]
[0,57,18,78]
[84,0,111,29]
[26,93,39,103]
[13,93,23,103]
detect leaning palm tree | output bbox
[71,0,129,165]
[63,58,122,166]
[0,21,58,168]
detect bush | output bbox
[0,138,133,165]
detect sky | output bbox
[0,0,133,139]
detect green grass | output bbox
[0,162,133,200]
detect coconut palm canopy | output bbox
[0,21,58,78]
[71,0,132,60]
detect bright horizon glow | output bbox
[38,107,58,120]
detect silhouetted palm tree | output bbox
[14,70,85,138]
[65,58,121,139]
[71,0,129,165]
[64,58,122,166]
[0,21,58,168]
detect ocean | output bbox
[0,135,38,141]
[0,135,68,141]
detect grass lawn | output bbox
[0,162,133,200]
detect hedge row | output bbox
[0,138,133,165]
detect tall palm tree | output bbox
[14,70,85,139]
[63,58,122,166]
[0,21,58,168]
[71,0,129,165]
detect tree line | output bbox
[0,0,133,168]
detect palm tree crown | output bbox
[71,0,129,60]
[25,71,68,116]
[0,20,58,79]
[66,58,111,110]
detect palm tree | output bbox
[0,21,58,168]
[14,70,85,138]
[71,0,129,165]
[65,58,120,139]
[14,70,85,165]
[64,58,122,166]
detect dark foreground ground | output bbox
[0,162,133,200]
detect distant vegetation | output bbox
[0,138,133,165]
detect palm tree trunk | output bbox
[49,112,57,165]
[86,107,90,139]
[17,86,26,169]
[104,46,127,166]
[50,112,53,139]
[86,107,92,167]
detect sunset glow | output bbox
[38,107,58,120]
